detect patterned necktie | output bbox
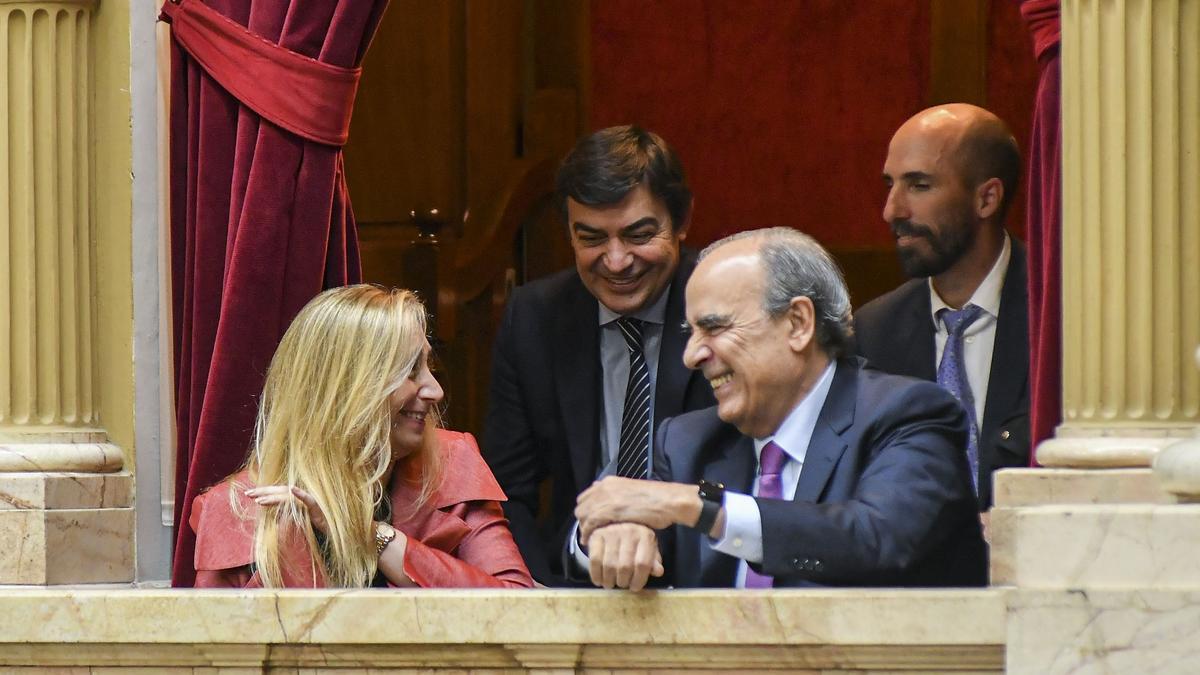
[743,440,787,589]
[936,304,985,493]
[615,318,651,479]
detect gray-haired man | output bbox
[574,227,986,589]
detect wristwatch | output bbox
[694,479,725,534]
[374,521,397,556]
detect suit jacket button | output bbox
[791,557,802,569]
[1000,430,1011,440]
[814,560,824,572]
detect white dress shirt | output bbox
[929,234,1010,426]
[711,360,838,587]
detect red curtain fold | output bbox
[168,0,387,587]
[1019,0,1061,464]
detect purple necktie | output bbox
[936,305,984,494]
[743,440,787,589]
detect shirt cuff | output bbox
[709,491,764,564]
[567,519,590,570]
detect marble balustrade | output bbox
[0,589,1005,673]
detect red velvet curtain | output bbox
[167,0,388,586]
[1020,0,1062,464]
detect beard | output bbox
[891,211,977,278]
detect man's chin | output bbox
[897,250,946,279]
[596,291,648,316]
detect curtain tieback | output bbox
[160,0,362,146]
[1019,0,1061,61]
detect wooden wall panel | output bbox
[929,0,990,105]
[344,0,465,226]
[463,1,524,241]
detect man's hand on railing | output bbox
[585,522,663,591]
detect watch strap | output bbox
[693,479,725,534]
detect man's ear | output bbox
[786,296,816,353]
[976,177,1004,220]
[675,197,695,242]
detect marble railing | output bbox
[0,589,1005,672]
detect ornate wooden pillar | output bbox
[0,0,132,584]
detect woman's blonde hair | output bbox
[239,285,443,588]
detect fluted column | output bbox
[0,0,131,585]
[1039,0,1200,467]
[0,0,121,472]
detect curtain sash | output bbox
[1019,0,1061,61]
[160,0,361,146]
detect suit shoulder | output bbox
[510,268,583,306]
[501,268,590,333]
[855,367,962,420]
[855,279,926,328]
[660,405,738,447]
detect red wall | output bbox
[590,0,1038,250]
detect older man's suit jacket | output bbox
[853,240,1030,509]
[483,252,715,585]
[653,358,987,588]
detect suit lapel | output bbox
[904,284,938,380]
[981,240,1029,439]
[653,254,696,422]
[553,280,602,493]
[794,360,855,503]
[698,434,756,587]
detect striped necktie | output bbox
[615,318,651,479]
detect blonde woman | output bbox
[189,285,533,588]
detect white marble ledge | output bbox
[0,589,1006,646]
[1007,589,1200,675]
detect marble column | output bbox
[0,0,132,584]
[1001,3,1200,670]
[1035,0,1200,469]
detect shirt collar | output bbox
[928,232,1010,329]
[598,284,671,326]
[752,360,838,464]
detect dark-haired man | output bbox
[855,104,1030,512]
[573,228,986,589]
[482,125,715,585]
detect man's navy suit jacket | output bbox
[853,239,1031,509]
[482,251,715,585]
[653,358,987,588]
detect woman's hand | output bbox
[245,486,329,535]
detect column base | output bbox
[0,472,134,584]
[1036,426,1196,468]
[990,503,1200,588]
[992,467,1171,507]
[0,429,124,472]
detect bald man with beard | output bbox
[855,104,1030,515]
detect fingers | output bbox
[588,530,607,589]
[578,513,610,542]
[628,529,658,591]
[244,485,296,507]
[587,524,659,591]
[652,550,665,578]
[289,486,318,510]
